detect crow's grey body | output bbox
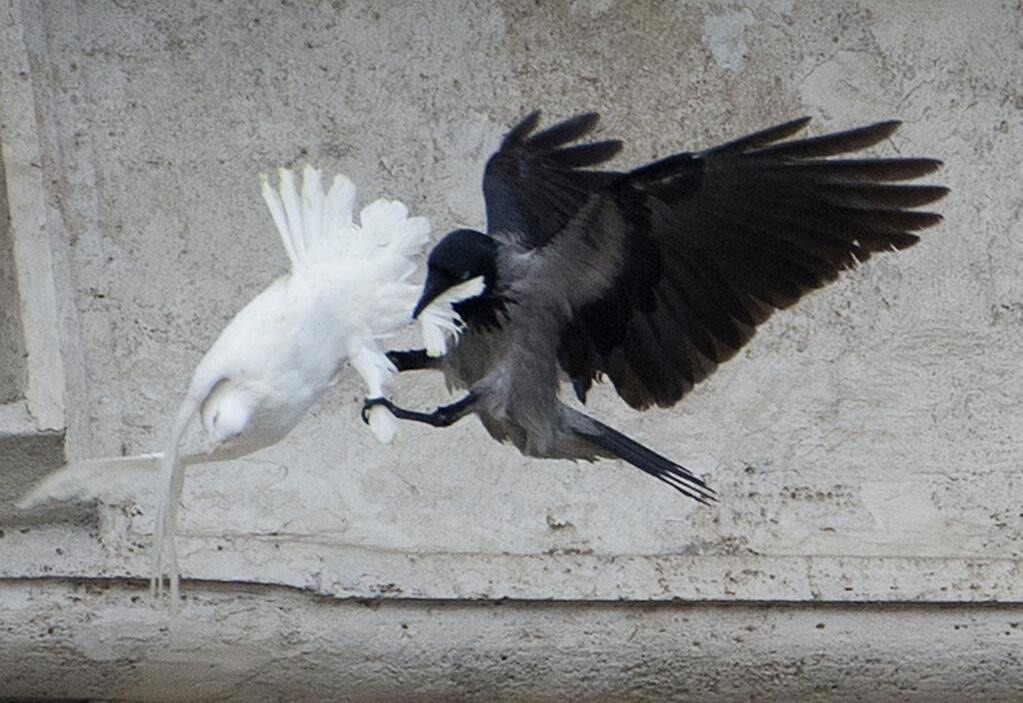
[371,111,946,502]
[444,197,627,460]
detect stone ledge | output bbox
[3,523,1021,604]
[2,579,1022,702]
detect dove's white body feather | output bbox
[20,167,475,604]
[187,261,418,456]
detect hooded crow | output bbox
[364,111,947,503]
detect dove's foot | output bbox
[361,394,477,428]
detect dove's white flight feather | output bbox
[18,166,476,602]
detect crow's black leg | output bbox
[386,349,439,372]
[362,394,477,428]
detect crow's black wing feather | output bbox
[558,118,947,409]
[483,111,623,246]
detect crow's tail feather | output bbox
[576,420,716,504]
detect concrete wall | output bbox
[2,0,1021,700]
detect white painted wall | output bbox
[2,0,1021,700]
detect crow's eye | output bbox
[460,271,471,281]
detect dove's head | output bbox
[200,381,252,454]
[413,229,497,319]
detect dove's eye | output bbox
[211,411,219,427]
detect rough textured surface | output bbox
[2,0,1022,699]
[2,581,1023,703]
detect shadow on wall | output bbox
[0,142,28,406]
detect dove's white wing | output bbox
[16,454,165,509]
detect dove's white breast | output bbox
[186,256,415,450]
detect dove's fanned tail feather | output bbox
[279,168,306,264]
[322,174,356,252]
[260,173,298,267]
[301,166,324,258]
[359,199,432,263]
[261,166,432,275]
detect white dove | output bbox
[19,166,483,601]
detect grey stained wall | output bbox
[2,0,1022,700]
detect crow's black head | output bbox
[413,229,498,319]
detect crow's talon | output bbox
[361,397,391,424]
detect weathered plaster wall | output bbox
[2,0,1021,700]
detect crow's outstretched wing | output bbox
[483,111,623,244]
[482,112,947,410]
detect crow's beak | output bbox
[412,272,449,319]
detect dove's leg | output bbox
[362,393,476,427]
[386,349,440,372]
